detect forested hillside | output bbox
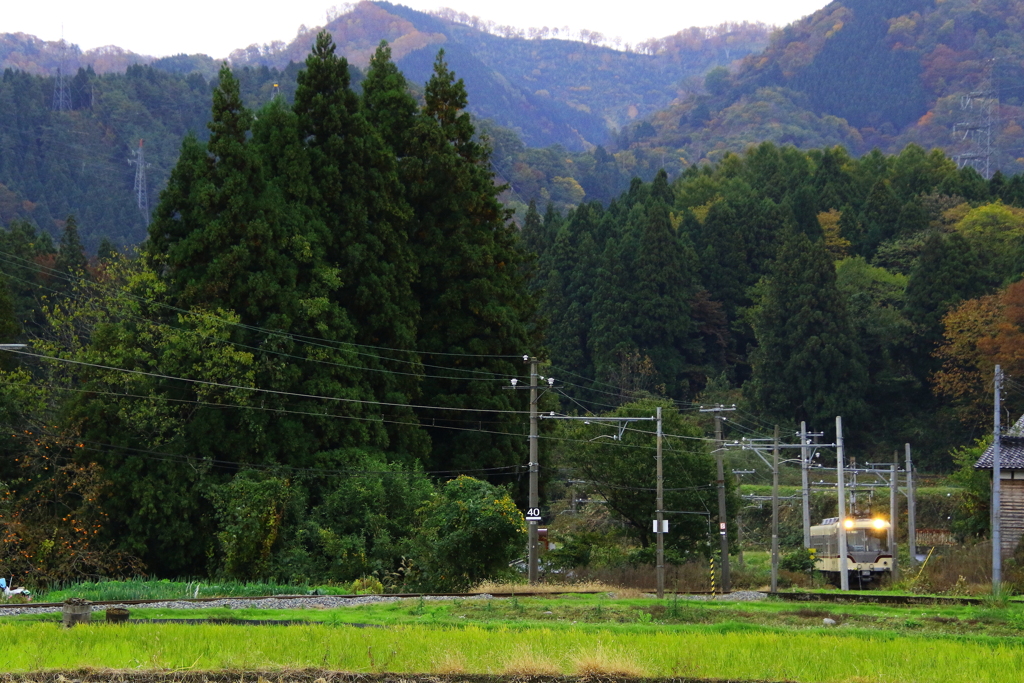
[527,142,1024,468]
[4,23,1024,589]
[0,35,543,587]
[227,1,771,149]
[637,0,1024,173]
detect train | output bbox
[809,516,893,586]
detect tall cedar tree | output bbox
[295,33,425,460]
[395,49,541,475]
[632,185,702,395]
[747,230,868,429]
[545,203,603,391]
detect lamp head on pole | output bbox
[510,378,518,386]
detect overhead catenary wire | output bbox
[0,248,526,367]
[6,349,532,415]
[0,258,533,397]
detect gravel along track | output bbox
[0,593,497,617]
[0,590,767,617]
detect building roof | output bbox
[976,415,1024,469]
[975,437,1024,470]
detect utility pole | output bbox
[656,406,664,599]
[836,416,849,591]
[538,410,657,587]
[906,443,917,567]
[994,364,1003,587]
[771,425,780,593]
[701,404,734,593]
[801,421,811,549]
[889,456,899,581]
[528,356,539,584]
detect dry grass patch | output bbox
[470,580,627,595]
[471,581,614,593]
[571,648,643,679]
[500,647,562,676]
[430,651,467,675]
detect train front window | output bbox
[846,529,887,553]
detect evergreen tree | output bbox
[360,41,418,157]
[747,230,868,428]
[861,179,902,256]
[294,32,425,460]
[631,198,702,395]
[55,215,88,283]
[548,203,602,389]
[904,232,992,373]
[403,50,542,475]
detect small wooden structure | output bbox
[975,429,1024,559]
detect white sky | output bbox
[4,0,827,59]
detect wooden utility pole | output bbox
[994,364,1003,587]
[656,407,664,599]
[528,357,539,584]
[837,416,849,591]
[801,421,811,549]
[771,425,780,593]
[906,443,916,567]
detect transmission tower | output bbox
[953,63,998,179]
[51,38,72,111]
[129,139,150,224]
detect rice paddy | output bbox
[0,620,1022,682]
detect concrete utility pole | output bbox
[906,443,916,566]
[994,364,1003,587]
[656,407,664,599]
[528,357,539,584]
[890,457,899,581]
[836,416,849,591]
[701,404,735,593]
[771,425,780,593]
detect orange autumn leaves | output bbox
[933,280,1024,424]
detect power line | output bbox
[0,249,526,379]
[6,349,532,415]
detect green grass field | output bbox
[4,593,1024,681]
[0,620,1022,682]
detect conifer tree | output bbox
[402,50,541,474]
[747,230,868,427]
[545,204,603,387]
[55,215,88,283]
[361,41,417,157]
[294,32,425,460]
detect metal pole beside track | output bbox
[837,416,849,591]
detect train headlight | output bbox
[843,519,854,529]
[872,518,888,530]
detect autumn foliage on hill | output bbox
[935,279,1024,425]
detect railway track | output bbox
[1,589,999,611]
[0,590,618,610]
[770,590,1008,606]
